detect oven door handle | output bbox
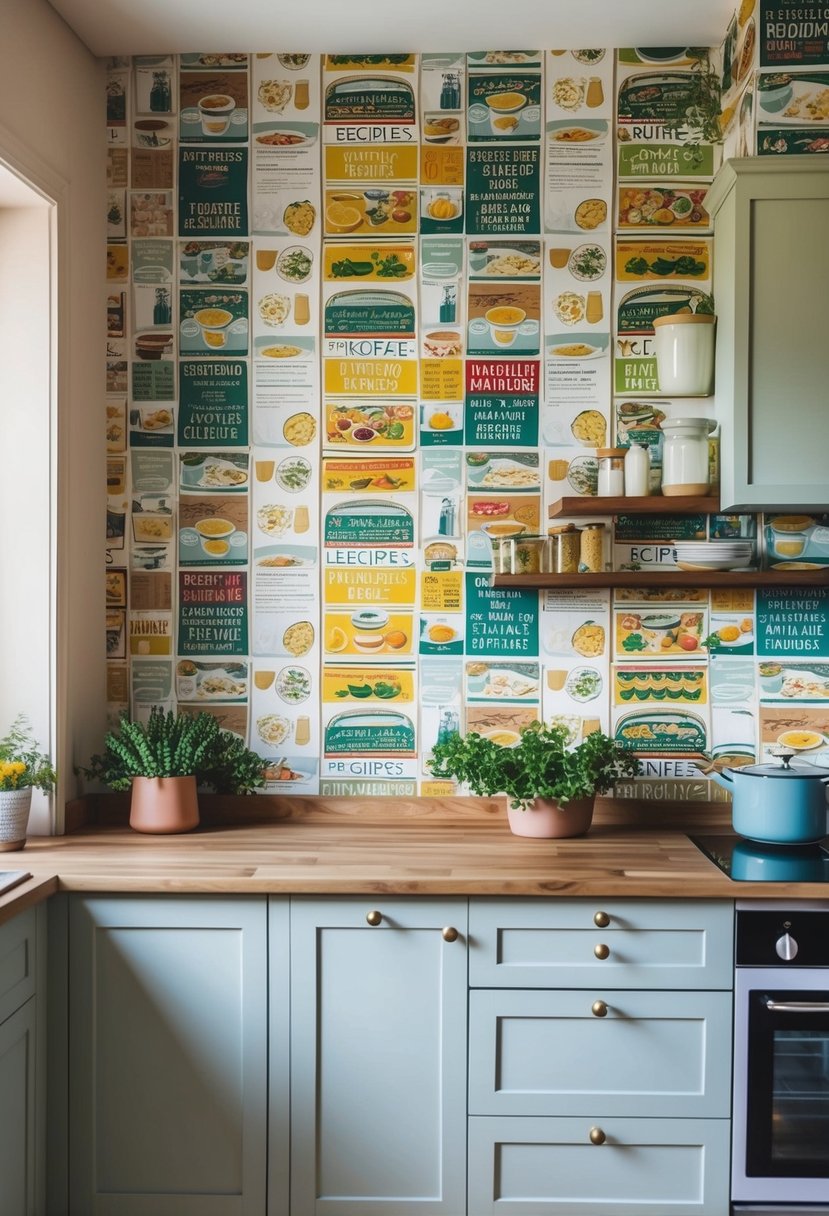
[765,998,829,1012]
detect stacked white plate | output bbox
[672,541,754,571]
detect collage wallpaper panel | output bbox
[104,29,829,799]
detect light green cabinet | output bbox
[290,898,468,1216]
[467,898,733,1216]
[0,904,46,1216]
[708,158,829,511]
[68,896,270,1215]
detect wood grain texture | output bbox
[1,796,820,925]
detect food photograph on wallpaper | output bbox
[102,30,829,802]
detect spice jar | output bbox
[660,417,716,496]
[596,449,626,496]
[579,522,606,573]
[548,524,580,573]
[512,535,547,575]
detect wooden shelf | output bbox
[491,569,829,590]
[548,495,721,519]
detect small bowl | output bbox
[759,81,793,112]
[195,517,235,540]
[485,91,527,115]
[481,521,527,540]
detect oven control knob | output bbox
[775,932,798,961]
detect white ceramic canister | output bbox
[652,312,716,396]
[623,443,650,497]
[660,417,717,496]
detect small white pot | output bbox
[0,788,33,851]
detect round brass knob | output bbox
[589,1126,606,1146]
[593,911,610,928]
[366,910,382,926]
[442,926,459,943]
[591,1000,608,1018]
[594,943,610,960]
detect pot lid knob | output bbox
[769,746,797,769]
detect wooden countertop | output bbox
[0,794,825,923]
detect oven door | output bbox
[734,967,829,1204]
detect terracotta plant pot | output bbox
[129,775,199,835]
[506,796,595,839]
[0,787,33,851]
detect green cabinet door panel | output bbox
[708,158,829,511]
[0,998,37,1216]
[0,905,37,1026]
[290,897,468,1216]
[468,1115,731,1215]
[468,898,734,989]
[68,896,268,1216]
[469,988,732,1118]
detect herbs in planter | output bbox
[81,707,265,795]
[428,721,639,812]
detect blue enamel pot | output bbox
[709,757,829,845]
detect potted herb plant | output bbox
[428,721,639,839]
[0,715,57,851]
[81,707,265,834]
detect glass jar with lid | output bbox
[579,522,606,573]
[660,417,716,496]
[596,448,626,496]
[547,524,580,573]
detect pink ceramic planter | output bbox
[506,796,595,839]
[129,775,200,834]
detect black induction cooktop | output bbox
[691,834,829,882]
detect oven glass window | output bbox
[772,1028,829,1164]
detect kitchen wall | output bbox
[101,24,829,803]
[0,0,103,828]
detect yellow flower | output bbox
[0,760,27,790]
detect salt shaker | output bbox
[624,443,650,497]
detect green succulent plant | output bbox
[81,707,265,795]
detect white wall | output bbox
[0,0,104,828]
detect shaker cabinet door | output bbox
[0,998,38,1216]
[709,158,829,510]
[68,896,268,1216]
[290,897,468,1216]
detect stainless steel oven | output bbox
[734,904,829,1212]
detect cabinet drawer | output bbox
[469,899,733,989]
[0,907,37,1026]
[468,1116,730,1215]
[469,989,731,1118]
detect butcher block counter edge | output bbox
[0,794,823,922]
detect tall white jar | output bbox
[652,313,716,396]
[660,417,716,496]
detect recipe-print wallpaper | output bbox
[104,21,829,801]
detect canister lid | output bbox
[596,448,627,458]
[660,417,717,433]
[582,522,606,529]
[548,524,577,534]
[652,312,716,326]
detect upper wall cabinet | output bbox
[708,159,829,512]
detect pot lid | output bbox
[732,755,829,779]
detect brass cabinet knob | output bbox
[593,910,610,928]
[591,1000,608,1018]
[442,926,459,943]
[594,943,610,960]
[589,1126,606,1145]
[366,910,382,926]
